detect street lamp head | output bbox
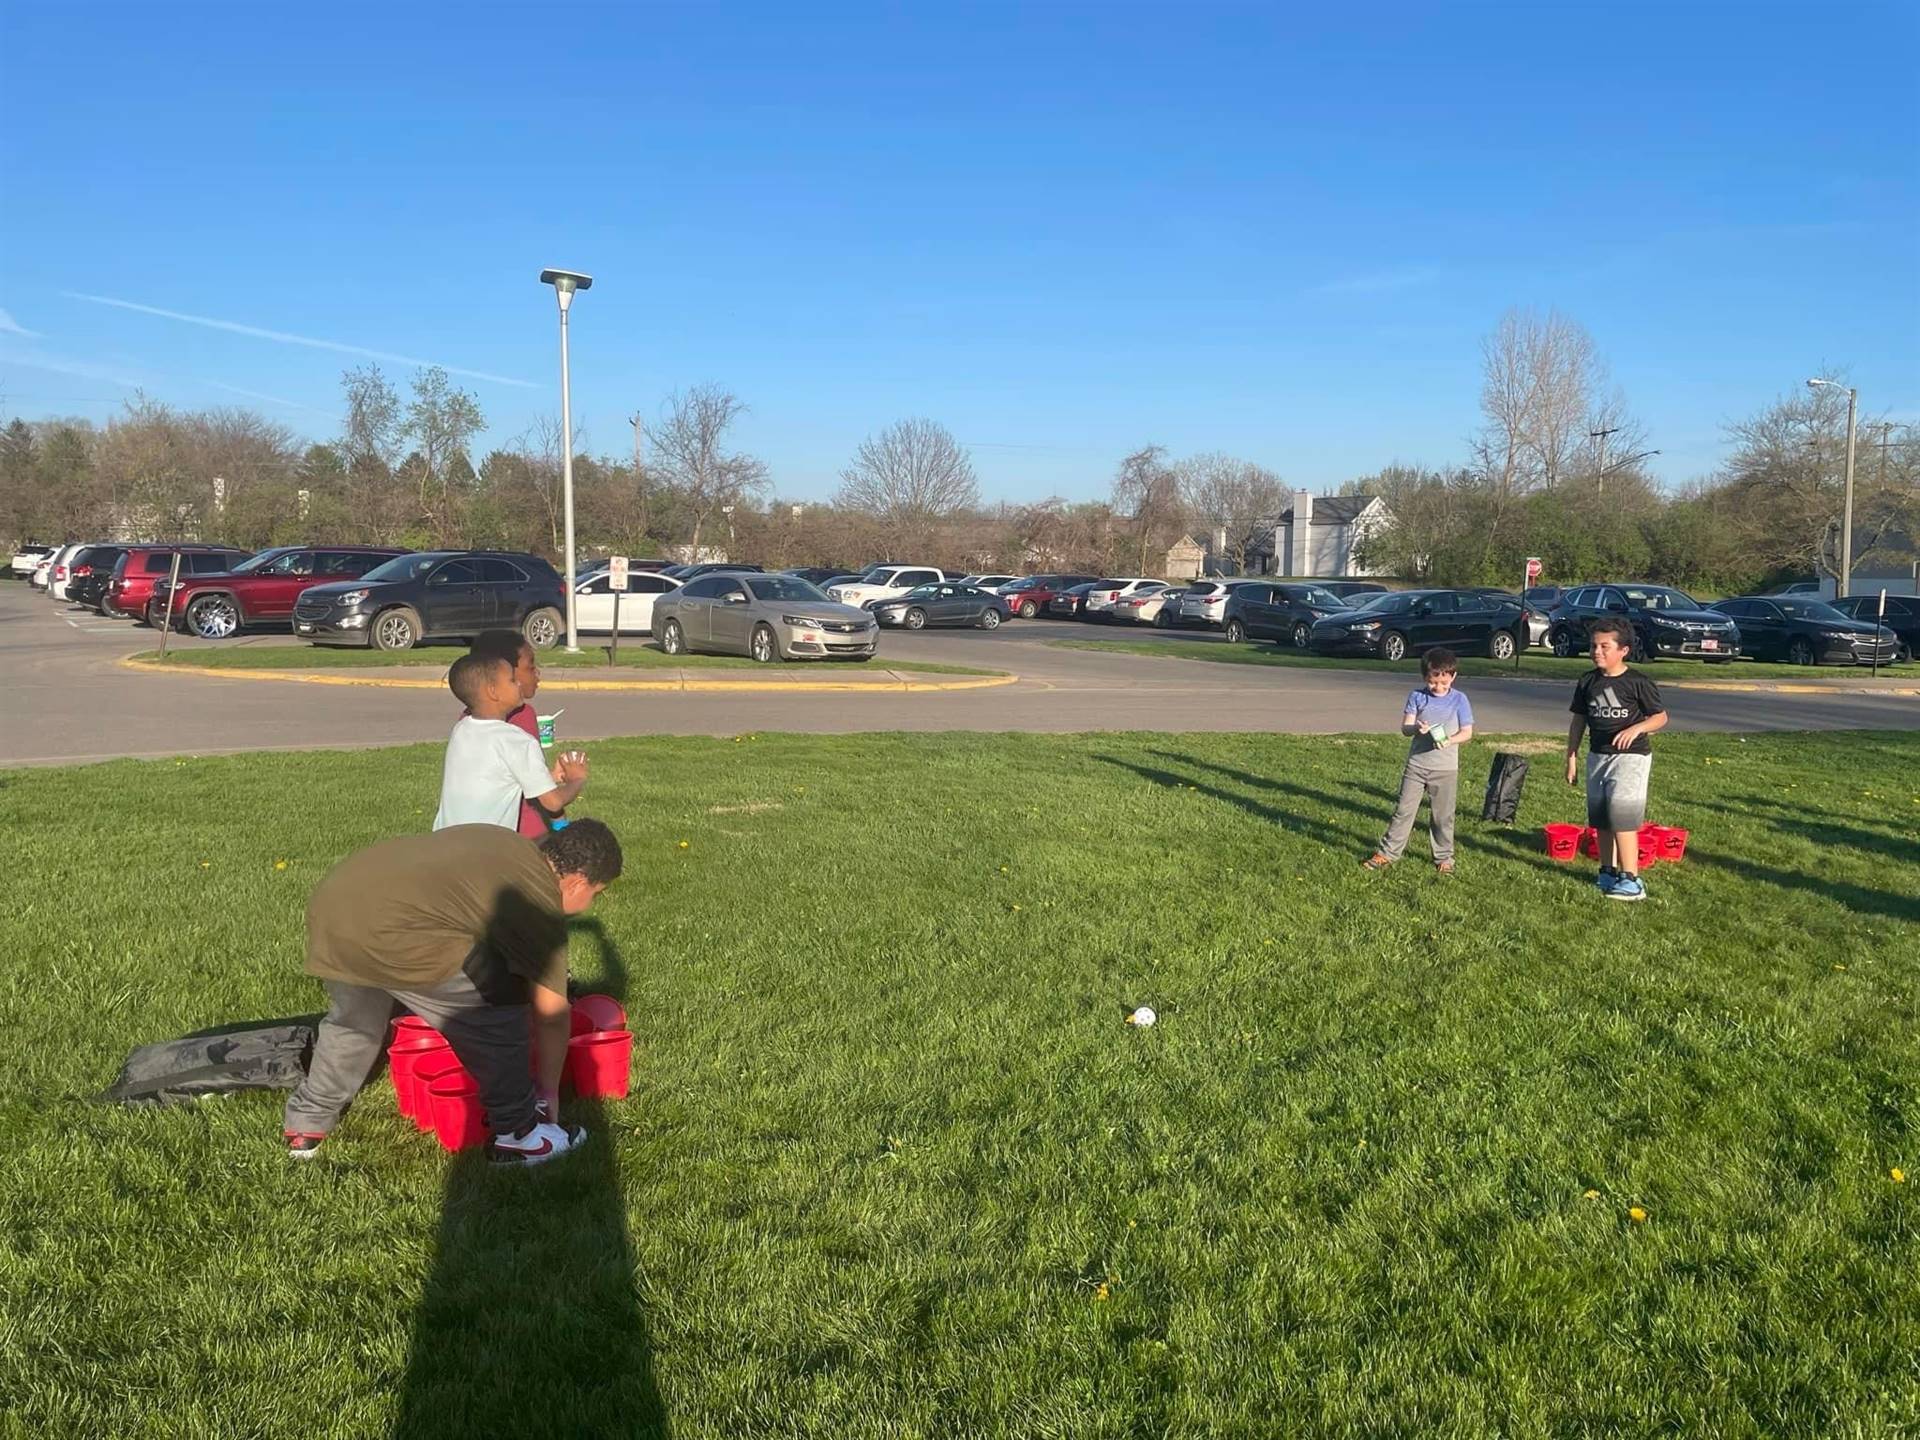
[1807,377,1833,390]
[540,268,594,312]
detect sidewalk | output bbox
[120,655,1018,694]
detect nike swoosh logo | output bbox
[507,1137,554,1158]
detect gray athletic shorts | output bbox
[1586,752,1652,832]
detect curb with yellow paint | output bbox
[120,654,1019,695]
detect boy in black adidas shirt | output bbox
[1565,617,1667,901]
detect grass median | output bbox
[134,644,999,677]
[3,730,1916,1435]
[1052,636,1914,683]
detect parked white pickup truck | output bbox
[826,564,948,609]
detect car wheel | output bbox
[1018,601,1038,619]
[1292,621,1310,648]
[1381,631,1409,662]
[660,618,686,656]
[979,608,1002,629]
[1224,618,1246,644]
[905,607,927,630]
[1788,636,1815,666]
[187,595,241,640]
[522,606,563,651]
[371,606,421,652]
[1551,628,1576,658]
[750,623,779,663]
[1489,629,1517,661]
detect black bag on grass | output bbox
[1481,752,1531,823]
[99,1017,319,1108]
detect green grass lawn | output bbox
[1053,636,1914,683]
[3,731,1917,1437]
[134,645,999,677]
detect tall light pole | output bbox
[1808,378,1858,598]
[540,268,593,651]
[1589,425,1620,496]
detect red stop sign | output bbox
[1525,557,1543,583]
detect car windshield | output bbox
[1776,600,1852,623]
[1622,586,1699,610]
[898,584,939,599]
[1350,591,1403,611]
[1301,587,1342,607]
[746,576,828,603]
[360,553,446,584]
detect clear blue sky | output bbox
[2,1,1915,502]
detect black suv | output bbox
[64,544,129,612]
[1308,588,1527,661]
[1222,580,1349,647]
[293,550,566,651]
[1545,583,1739,663]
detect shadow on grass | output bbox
[1096,753,1370,850]
[1681,795,1920,867]
[1151,750,1393,824]
[1684,848,1920,924]
[392,1096,667,1440]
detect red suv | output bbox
[150,545,409,638]
[996,573,1099,619]
[106,546,252,620]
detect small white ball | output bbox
[1128,1006,1157,1027]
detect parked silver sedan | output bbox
[652,572,879,662]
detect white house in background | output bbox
[1244,491,1393,578]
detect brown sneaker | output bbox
[1435,859,1455,874]
[1362,853,1394,870]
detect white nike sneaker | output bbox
[488,1120,587,1167]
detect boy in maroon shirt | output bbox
[471,630,556,838]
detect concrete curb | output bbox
[119,654,1018,695]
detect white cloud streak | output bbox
[1304,265,1443,297]
[62,291,538,389]
[0,307,45,338]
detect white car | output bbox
[46,542,90,600]
[10,543,54,580]
[957,574,1019,590]
[1083,578,1168,620]
[827,564,948,609]
[29,556,53,589]
[1176,579,1253,628]
[571,566,681,633]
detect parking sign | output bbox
[609,556,629,591]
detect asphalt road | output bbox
[4,584,1916,767]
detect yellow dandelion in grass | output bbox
[677,840,690,850]
[1011,903,1022,912]
[274,860,289,871]
[1893,1168,1907,1184]
[1000,866,1009,874]
[199,860,211,869]
[1628,1206,1648,1223]
[1583,1189,1601,1200]
[1833,963,1848,972]
[1092,1281,1112,1302]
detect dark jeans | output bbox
[283,971,538,1138]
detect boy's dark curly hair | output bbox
[1590,616,1634,650]
[539,818,624,885]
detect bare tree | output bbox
[650,385,768,560]
[1177,452,1286,574]
[835,418,979,557]
[1471,309,1606,497]
[1110,444,1185,574]
[403,366,485,544]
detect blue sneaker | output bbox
[1595,869,1619,895]
[1607,874,1646,902]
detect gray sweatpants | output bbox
[283,970,539,1139]
[1378,752,1459,862]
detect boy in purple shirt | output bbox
[1364,648,1475,873]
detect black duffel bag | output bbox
[99,1017,319,1108]
[1482,751,1531,823]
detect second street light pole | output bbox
[1808,378,1859,599]
[541,269,593,652]
[1590,425,1620,496]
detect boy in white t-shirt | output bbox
[434,653,588,831]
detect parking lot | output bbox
[5,583,1918,766]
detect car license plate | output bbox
[1701,638,1718,651]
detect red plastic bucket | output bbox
[1657,826,1689,861]
[567,1030,633,1098]
[388,1033,452,1120]
[410,1055,470,1132]
[428,1073,488,1152]
[1635,827,1662,870]
[1542,823,1583,861]
[572,994,627,1034]
[1578,826,1600,859]
[393,1014,438,1037]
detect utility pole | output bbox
[629,414,644,475]
[1872,421,1893,489]
[1589,425,1620,497]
